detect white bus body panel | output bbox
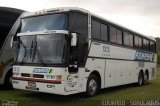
[87,41,156,88]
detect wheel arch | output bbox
[1,65,13,84]
[139,69,144,75]
[145,69,149,74]
[88,70,102,89]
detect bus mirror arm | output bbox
[10,34,18,48]
[10,35,14,48]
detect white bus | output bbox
[12,7,157,97]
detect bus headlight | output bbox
[46,75,62,80]
[13,67,20,73]
[13,72,20,77]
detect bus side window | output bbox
[123,32,133,47]
[78,35,88,65]
[143,39,149,51]
[91,19,100,40]
[100,24,108,41]
[134,35,142,49]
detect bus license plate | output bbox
[28,81,36,87]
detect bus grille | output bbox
[33,74,44,78]
[21,73,44,78]
[21,73,30,77]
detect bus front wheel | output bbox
[4,70,13,89]
[86,74,99,97]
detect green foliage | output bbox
[155,37,160,64]
[155,37,160,53]
[157,55,160,64]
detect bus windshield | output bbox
[21,13,68,32]
[17,34,67,64]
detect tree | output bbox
[155,37,160,64]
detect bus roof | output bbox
[22,7,156,42]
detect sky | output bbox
[1,0,160,37]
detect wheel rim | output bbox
[88,79,97,95]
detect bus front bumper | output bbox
[12,79,68,95]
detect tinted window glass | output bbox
[123,32,133,47]
[129,34,133,47]
[134,35,142,49]
[117,30,122,44]
[78,35,88,64]
[110,27,116,43]
[123,32,129,46]
[138,37,142,48]
[143,39,149,51]
[91,20,100,39]
[70,12,88,35]
[134,36,139,48]
[101,24,108,41]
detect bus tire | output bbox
[143,71,149,85]
[86,74,99,97]
[4,70,13,89]
[138,71,143,86]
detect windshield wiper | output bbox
[30,41,33,59]
[32,41,46,66]
[19,39,28,64]
[32,41,36,62]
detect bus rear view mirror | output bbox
[71,33,77,46]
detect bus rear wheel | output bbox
[143,71,149,85]
[86,74,99,97]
